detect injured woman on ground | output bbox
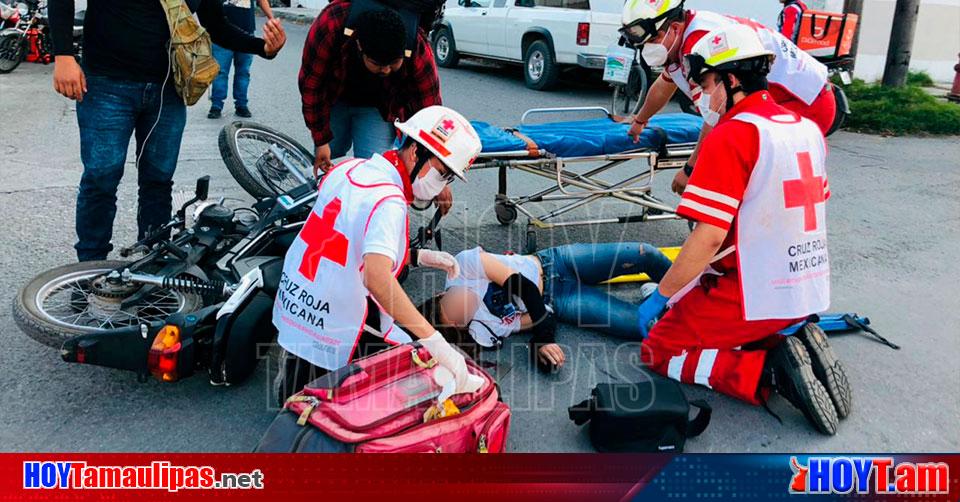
[418,243,674,372]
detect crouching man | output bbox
[273,105,483,404]
[635,25,851,435]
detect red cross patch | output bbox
[298,198,349,281]
[782,152,825,232]
[709,33,729,56]
[432,116,457,142]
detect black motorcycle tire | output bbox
[0,32,25,74]
[13,260,203,349]
[219,121,316,199]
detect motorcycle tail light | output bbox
[577,23,590,46]
[148,325,182,382]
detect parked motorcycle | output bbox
[0,0,83,74]
[14,122,444,386]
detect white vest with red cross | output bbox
[273,155,412,370]
[669,11,828,106]
[732,111,830,320]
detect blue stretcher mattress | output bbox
[473,113,703,158]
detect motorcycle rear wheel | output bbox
[13,260,203,349]
[219,121,316,199]
[0,32,25,74]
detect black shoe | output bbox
[207,107,222,119]
[765,336,839,435]
[235,105,252,118]
[795,323,852,419]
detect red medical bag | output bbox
[254,343,511,453]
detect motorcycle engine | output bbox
[195,204,237,234]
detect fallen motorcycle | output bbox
[13,122,445,385]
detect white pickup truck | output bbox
[433,0,622,90]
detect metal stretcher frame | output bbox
[471,107,696,253]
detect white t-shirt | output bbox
[361,197,407,267]
[445,247,541,347]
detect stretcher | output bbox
[471,107,703,253]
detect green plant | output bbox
[906,70,935,87]
[841,79,960,135]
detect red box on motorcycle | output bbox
[796,10,859,60]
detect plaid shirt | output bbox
[299,0,442,147]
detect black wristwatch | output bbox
[683,162,695,176]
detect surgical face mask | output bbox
[412,165,448,201]
[698,93,721,126]
[641,43,669,66]
[640,25,677,67]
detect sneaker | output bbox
[795,323,852,419]
[207,107,222,119]
[235,105,252,118]
[765,336,839,435]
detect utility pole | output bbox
[843,0,864,72]
[881,0,921,87]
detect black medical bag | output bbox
[568,376,711,453]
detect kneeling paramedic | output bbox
[635,25,851,435]
[272,105,484,404]
[620,0,836,195]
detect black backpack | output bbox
[568,376,712,453]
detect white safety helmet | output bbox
[394,106,481,181]
[620,0,686,46]
[683,24,776,83]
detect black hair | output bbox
[355,8,406,64]
[712,57,772,109]
[400,134,437,180]
[418,294,481,359]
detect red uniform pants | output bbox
[770,83,837,136]
[641,273,800,405]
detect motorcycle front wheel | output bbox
[0,32,25,74]
[218,121,316,199]
[13,260,203,349]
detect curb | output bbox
[261,8,318,25]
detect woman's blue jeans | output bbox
[536,242,672,340]
[75,74,186,261]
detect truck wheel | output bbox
[432,27,459,68]
[523,40,560,91]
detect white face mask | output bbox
[698,93,721,126]
[641,43,669,67]
[640,25,676,67]
[412,165,448,201]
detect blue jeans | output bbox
[327,102,396,159]
[536,243,673,340]
[210,44,253,109]
[75,74,186,261]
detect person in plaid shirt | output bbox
[299,1,451,210]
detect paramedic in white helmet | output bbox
[272,105,484,404]
[620,0,835,194]
[635,25,851,435]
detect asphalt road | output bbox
[1,21,958,453]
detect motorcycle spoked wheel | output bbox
[13,260,203,349]
[0,32,25,73]
[218,121,316,199]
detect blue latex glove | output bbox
[637,289,669,339]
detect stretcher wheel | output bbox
[495,202,518,226]
[525,229,538,254]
